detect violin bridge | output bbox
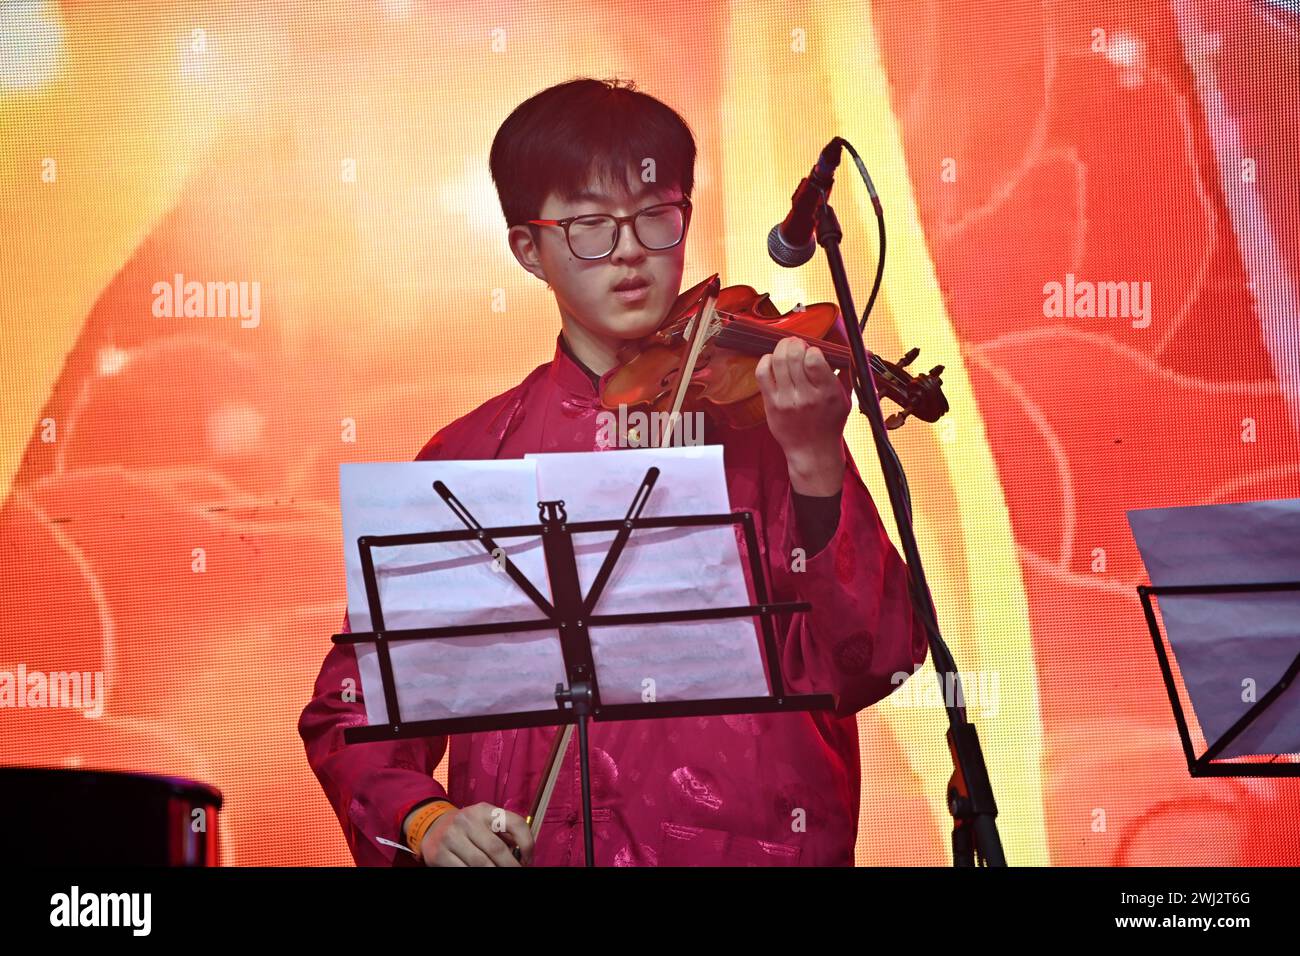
[683,313,722,346]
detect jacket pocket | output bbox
[658,821,802,867]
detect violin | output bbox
[600,274,948,439]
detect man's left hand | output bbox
[755,336,850,496]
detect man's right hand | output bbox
[417,802,534,866]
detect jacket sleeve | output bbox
[298,614,453,866]
[761,432,930,718]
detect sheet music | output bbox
[1128,498,1300,759]
[528,445,769,705]
[339,448,768,726]
[340,460,564,724]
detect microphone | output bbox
[767,138,843,268]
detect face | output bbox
[508,164,689,347]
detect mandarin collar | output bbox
[549,332,618,397]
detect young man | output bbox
[299,77,928,866]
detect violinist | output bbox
[298,76,929,867]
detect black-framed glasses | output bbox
[528,198,692,260]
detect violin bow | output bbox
[660,282,720,447]
[522,281,721,855]
[525,723,574,841]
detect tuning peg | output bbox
[897,347,919,368]
[885,410,910,430]
[930,364,944,378]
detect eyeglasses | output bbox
[528,198,692,260]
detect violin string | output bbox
[707,318,891,377]
[702,309,858,359]
[725,325,854,365]
[729,326,907,393]
[666,302,901,384]
[684,309,854,361]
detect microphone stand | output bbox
[809,172,1006,867]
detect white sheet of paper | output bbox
[1128,498,1300,759]
[527,445,769,705]
[339,448,769,726]
[340,461,566,725]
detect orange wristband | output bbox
[405,799,457,856]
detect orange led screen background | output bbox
[2,0,1298,865]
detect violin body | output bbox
[601,274,947,433]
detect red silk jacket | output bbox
[299,334,928,866]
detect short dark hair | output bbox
[489,77,697,229]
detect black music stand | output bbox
[334,464,835,865]
[1137,582,1300,777]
